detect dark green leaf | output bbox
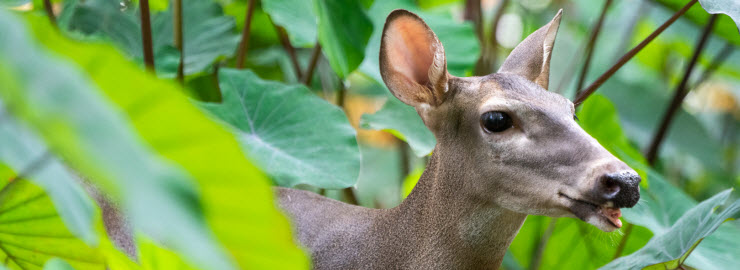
[200,68,361,189]
[315,0,373,78]
[261,0,318,47]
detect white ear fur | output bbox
[498,9,562,90]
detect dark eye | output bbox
[480,111,513,133]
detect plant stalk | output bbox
[464,0,483,43]
[139,0,156,72]
[530,218,558,270]
[645,14,717,165]
[574,0,612,98]
[273,24,303,80]
[488,0,508,71]
[174,0,184,82]
[612,222,634,259]
[42,0,57,27]
[302,43,322,86]
[573,0,697,105]
[235,0,256,69]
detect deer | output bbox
[276,9,641,269]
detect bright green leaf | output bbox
[200,68,361,189]
[0,172,105,270]
[315,0,373,78]
[19,13,309,269]
[43,258,76,270]
[697,0,740,32]
[0,112,97,245]
[0,12,235,270]
[360,97,436,157]
[654,0,740,46]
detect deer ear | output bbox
[380,9,448,107]
[498,9,562,90]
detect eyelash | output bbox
[573,115,579,121]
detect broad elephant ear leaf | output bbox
[601,189,740,270]
[360,98,435,157]
[697,0,740,32]
[0,165,105,270]
[199,68,361,189]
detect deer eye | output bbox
[480,111,513,133]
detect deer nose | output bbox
[598,171,641,208]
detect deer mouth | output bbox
[558,192,622,231]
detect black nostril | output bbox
[599,171,641,208]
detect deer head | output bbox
[379,9,640,232]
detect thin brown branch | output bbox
[235,0,256,69]
[574,0,613,98]
[302,43,322,86]
[474,0,508,75]
[691,42,734,89]
[645,14,717,165]
[42,0,57,27]
[174,0,184,82]
[342,188,358,205]
[140,0,155,72]
[612,223,634,259]
[573,0,697,105]
[273,24,303,80]
[464,0,483,43]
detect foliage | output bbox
[0,0,739,269]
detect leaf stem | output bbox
[464,0,483,43]
[235,0,256,69]
[645,14,717,165]
[174,0,184,82]
[488,0,508,71]
[574,0,612,98]
[273,23,303,80]
[42,0,57,27]
[530,218,557,270]
[139,0,156,72]
[302,42,322,86]
[573,0,697,105]
[612,222,634,259]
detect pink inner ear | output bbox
[385,16,434,87]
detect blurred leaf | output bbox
[0,0,28,7]
[262,0,317,47]
[601,189,740,270]
[0,113,97,245]
[200,68,361,189]
[0,12,234,270]
[620,169,740,270]
[0,170,105,270]
[361,98,436,157]
[43,259,76,270]
[315,0,373,78]
[577,94,649,187]
[360,0,480,83]
[139,237,197,270]
[654,0,740,46]
[401,167,423,198]
[5,12,309,269]
[65,0,240,77]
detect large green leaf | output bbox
[359,0,480,83]
[0,12,235,270]
[618,169,740,270]
[200,68,361,189]
[314,0,373,78]
[42,259,76,270]
[65,0,240,77]
[261,0,317,47]
[19,13,309,269]
[0,110,97,245]
[601,189,740,270]
[0,165,105,270]
[360,97,435,157]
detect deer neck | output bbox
[392,145,527,267]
